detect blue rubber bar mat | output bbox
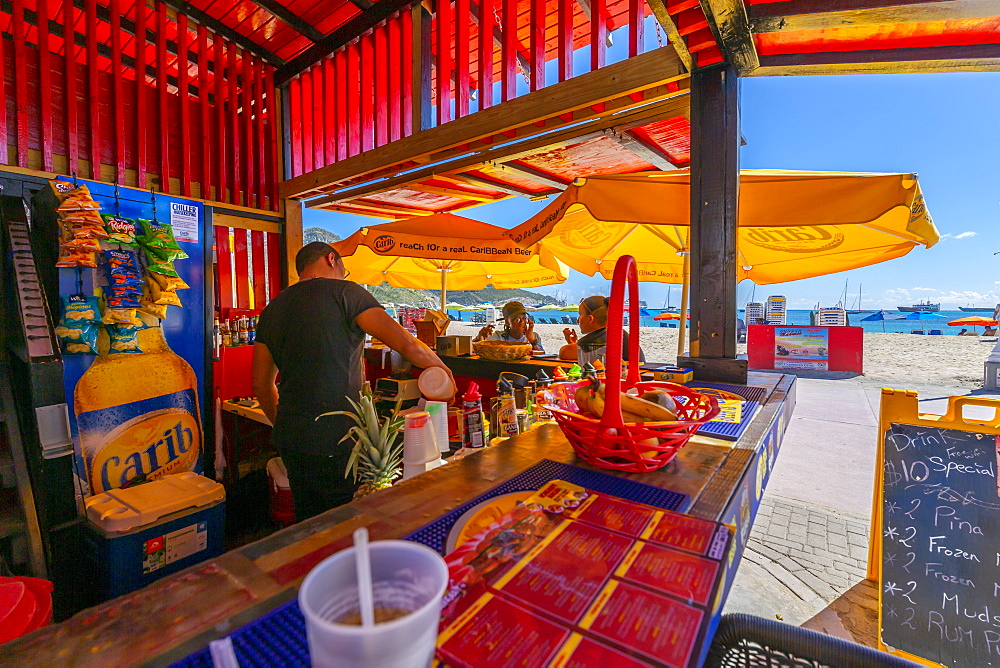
[686,382,768,441]
[405,459,688,554]
[173,460,689,668]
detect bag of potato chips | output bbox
[147,270,189,292]
[149,278,182,307]
[107,325,143,354]
[56,321,99,355]
[101,214,140,246]
[142,247,179,277]
[56,247,97,268]
[138,219,188,260]
[60,294,101,324]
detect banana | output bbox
[640,390,678,417]
[619,392,676,422]
[589,381,606,417]
[574,385,592,415]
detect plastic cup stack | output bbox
[423,401,450,454]
[402,412,445,480]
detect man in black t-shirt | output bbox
[253,242,454,521]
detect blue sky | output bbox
[305,70,1000,310]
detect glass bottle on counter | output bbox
[248,315,256,344]
[212,315,221,356]
[221,318,232,347]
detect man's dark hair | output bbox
[295,241,340,274]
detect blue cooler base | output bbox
[84,499,225,600]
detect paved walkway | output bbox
[723,376,1000,644]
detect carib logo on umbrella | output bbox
[372,235,396,253]
[742,226,845,253]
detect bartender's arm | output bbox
[251,343,279,425]
[355,308,456,389]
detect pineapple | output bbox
[318,384,405,499]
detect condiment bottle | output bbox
[533,369,554,421]
[581,362,596,378]
[592,359,606,379]
[495,379,519,437]
[567,363,583,380]
[461,382,486,449]
[552,367,568,381]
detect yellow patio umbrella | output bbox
[506,170,939,353]
[333,214,568,310]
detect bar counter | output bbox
[0,371,796,667]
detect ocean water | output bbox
[447,309,991,336]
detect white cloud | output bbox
[938,231,978,241]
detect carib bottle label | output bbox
[77,389,202,494]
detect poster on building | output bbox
[774,327,829,370]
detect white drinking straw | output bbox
[353,527,375,627]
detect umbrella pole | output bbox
[440,268,448,312]
[677,251,690,359]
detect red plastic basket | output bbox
[542,255,719,473]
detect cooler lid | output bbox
[85,472,225,533]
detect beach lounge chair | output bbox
[562,316,573,324]
[928,330,943,335]
[911,330,925,335]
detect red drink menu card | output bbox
[436,480,733,667]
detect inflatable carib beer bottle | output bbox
[74,320,201,494]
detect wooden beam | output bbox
[645,0,694,71]
[447,173,559,198]
[408,183,504,202]
[158,0,284,67]
[752,43,1000,76]
[246,0,325,42]
[470,0,532,77]
[698,0,759,75]
[411,3,433,133]
[284,198,303,282]
[280,48,687,198]
[606,129,677,170]
[303,94,689,207]
[339,200,436,216]
[686,65,744,382]
[749,0,994,33]
[497,163,571,190]
[275,0,419,85]
[326,204,401,219]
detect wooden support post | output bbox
[677,66,746,384]
[284,198,303,284]
[38,0,54,172]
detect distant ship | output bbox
[958,304,995,313]
[897,301,940,312]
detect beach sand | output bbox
[453,322,994,389]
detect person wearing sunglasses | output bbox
[561,295,645,365]
[474,301,544,352]
[252,242,455,521]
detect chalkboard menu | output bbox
[881,422,1000,666]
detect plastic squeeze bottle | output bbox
[495,379,519,437]
[461,382,486,449]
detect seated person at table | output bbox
[475,301,544,352]
[561,295,645,365]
